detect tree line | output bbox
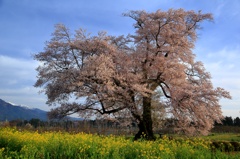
[1,116,240,135]
[215,116,240,126]
[0,118,138,135]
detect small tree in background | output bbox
[34,9,231,140]
[234,117,240,126]
[222,116,234,126]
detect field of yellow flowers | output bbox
[0,127,239,159]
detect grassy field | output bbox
[202,133,240,142]
[0,127,240,159]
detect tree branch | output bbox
[160,82,171,98]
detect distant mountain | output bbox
[0,98,48,121]
[0,99,82,121]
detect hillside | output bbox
[0,99,47,121]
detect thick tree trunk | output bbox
[134,97,156,140]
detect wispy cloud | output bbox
[0,55,37,85]
[198,46,240,118]
[0,55,48,110]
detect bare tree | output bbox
[34,9,231,140]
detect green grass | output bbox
[202,133,240,142]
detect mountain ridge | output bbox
[0,98,48,121]
[0,98,82,121]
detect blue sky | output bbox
[0,0,239,117]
